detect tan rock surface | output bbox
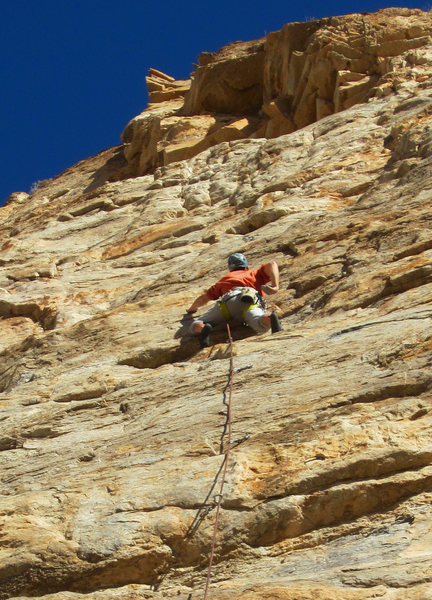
[1,8,432,600]
[122,8,432,177]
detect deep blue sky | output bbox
[1,0,425,206]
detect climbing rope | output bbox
[202,322,235,600]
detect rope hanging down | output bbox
[202,323,235,600]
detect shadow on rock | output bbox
[83,145,130,194]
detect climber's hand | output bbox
[262,284,279,295]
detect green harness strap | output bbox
[242,303,259,319]
[217,299,231,321]
[218,299,259,321]
[242,304,259,319]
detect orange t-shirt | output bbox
[206,266,270,301]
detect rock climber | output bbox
[186,252,282,347]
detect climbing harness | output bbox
[217,287,264,322]
[202,322,234,600]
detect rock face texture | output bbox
[123,7,432,177]
[1,8,432,600]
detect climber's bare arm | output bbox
[261,261,280,294]
[186,291,210,314]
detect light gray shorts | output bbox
[190,291,269,335]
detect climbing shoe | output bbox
[270,312,282,333]
[199,323,212,348]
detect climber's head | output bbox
[228,253,248,271]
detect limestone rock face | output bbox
[122,8,432,176]
[183,38,266,115]
[263,8,432,130]
[1,8,432,600]
[146,68,190,104]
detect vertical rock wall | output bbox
[123,8,432,176]
[1,8,432,600]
